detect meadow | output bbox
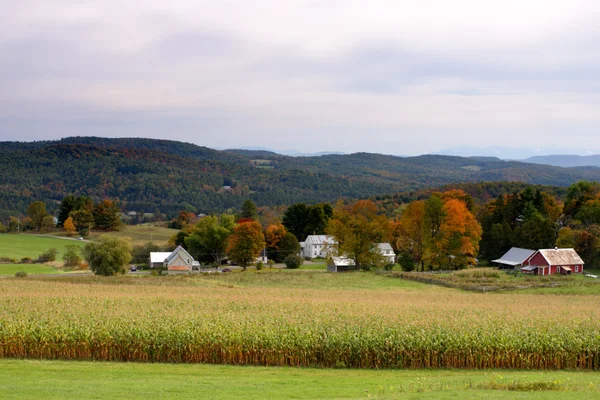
[0,234,86,261]
[0,263,61,276]
[1,271,600,370]
[1,359,600,399]
[87,224,177,247]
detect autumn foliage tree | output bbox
[226,221,266,271]
[93,199,122,230]
[394,200,426,270]
[265,224,300,262]
[326,200,391,271]
[63,216,77,236]
[427,198,482,269]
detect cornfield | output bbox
[1,275,599,369]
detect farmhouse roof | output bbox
[150,252,172,263]
[377,243,394,252]
[492,247,536,266]
[537,248,584,266]
[305,235,335,245]
[165,245,194,264]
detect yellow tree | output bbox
[395,200,426,270]
[63,216,77,236]
[226,221,266,271]
[326,200,391,271]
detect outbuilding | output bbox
[492,247,536,269]
[327,257,356,272]
[521,248,584,275]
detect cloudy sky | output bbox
[1,0,600,156]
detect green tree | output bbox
[70,209,94,233]
[186,214,235,266]
[304,203,333,238]
[556,227,576,248]
[27,201,49,231]
[284,255,303,269]
[514,213,556,251]
[41,215,55,232]
[240,199,258,220]
[57,195,77,227]
[63,244,82,268]
[564,181,600,218]
[7,216,19,232]
[58,195,94,227]
[275,232,301,263]
[93,199,122,230]
[282,203,309,241]
[131,242,160,265]
[326,200,391,271]
[83,236,132,276]
[226,220,265,271]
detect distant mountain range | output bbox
[438,145,600,162]
[2,137,600,220]
[223,146,345,157]
[520,155,600,168]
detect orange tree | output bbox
[226,220,266,271]
[427,198,482,269]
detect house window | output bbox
[575,265,579,272]
[187,259,190,263]
[557,266,560,274]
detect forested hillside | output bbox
[1,137,599,220]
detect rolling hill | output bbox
[1,137,599,219]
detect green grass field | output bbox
[0,263,61,276]
[0,234,86,261]
[0,360,598,399]
[88,224,177,246]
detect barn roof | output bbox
[150,252,172,263]
[492,247,536,266]
[538,248,584,266]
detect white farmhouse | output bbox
[377,243,396,265]
[303,235,336,259]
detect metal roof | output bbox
[521,265,537,271]
[492,247,536,266]
[330,257,355,267]
[150,252,172,263]
[305,235,335,245]
[377,243,394,252]
[538,248,584,266]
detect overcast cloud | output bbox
[1,0,600,156]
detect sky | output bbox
[1,0,600,157]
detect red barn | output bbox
[521,248,584,275]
